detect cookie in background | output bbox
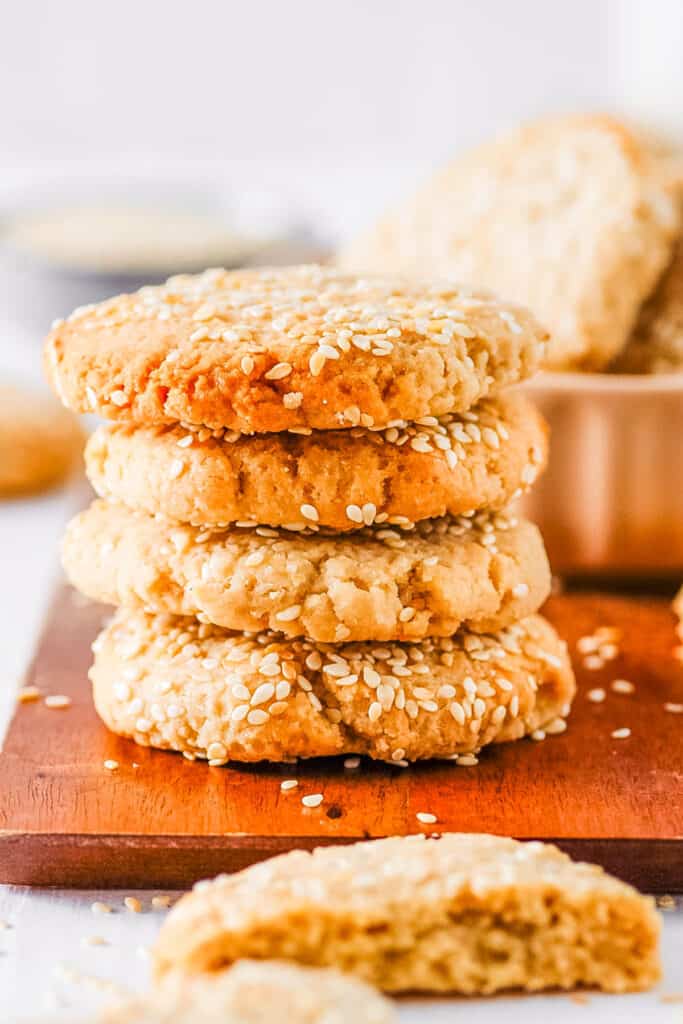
[0,382,83,497]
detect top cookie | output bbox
[339,115,679,370]
[44,265,548,433]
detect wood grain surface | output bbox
[1,587,681,891]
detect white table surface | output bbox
[0,326,681,1022]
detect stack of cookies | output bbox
[48,265,575,765]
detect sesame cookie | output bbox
[611,236,683,373]
[103,960,395,1024]
[44,265,548,432]
[0,383,83,496]
[90,610,574,764]
[84,393,548,531]
[153,833,660,995]
[339,115,679,370]
[63,500,550,642]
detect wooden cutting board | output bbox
[1,587,681,891]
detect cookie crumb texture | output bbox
[64,501,550,642]
[104,959,395,1024]
[44,265,548,433]
[90,610,574,763]
[153,833,660,995]
[84,393,548,530]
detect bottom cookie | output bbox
[103,959,395,1024]
[153,834,660,995]
[90,610,575,763]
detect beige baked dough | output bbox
[153,833,660,995]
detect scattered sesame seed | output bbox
[587,688,606,703]
[345,504,363,524]
[240,355,255,375]
[151,896,172,909]
[91,901,112,914]
[611,727,631,739]
[583,655,605,671]
[45,695,71,709]
[664,702,683,713]
[124,896,142,913]
[301,793,323,808]
[531,729,546,741]
[343,756,361,769]
[168,459,185,479]
[17,686,41,703]
[109,389,128,407]
[103,759,119,771]
[416,811,437,824]
[280,779,299,791]
[611,679,635,695]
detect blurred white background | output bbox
[1,0,680,240]
[1,0,682,356]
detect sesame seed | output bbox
[583,655,605,671]
[103,759,119,771]
[109,389,128,406]
[512,583,530,598]
[416,811,437,824]
[300,503,319,522]
[168,459,185,479]
[455,754,479,766]
[45,695,71,709]
[276,604,302,623]
[280,779,298,791]
[368,701,382,721]
[91,901,112,914]
[664,702,683,713]
[250,682,276,705]
[587,688,606,703]
[240,355,255,374]
[17,686,41,703]
[124,896,142,913]
[301,793,323,808]
[530,729,546,741]
[309,350,326,376]
[611,727,631,739]
[344,756,361,769]
[151,896,172,909]
[345,504,363,524]
[265,362,293,380]
[611,679,635,694]
[247,709,269,726]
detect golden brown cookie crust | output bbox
[339,115,679,370]
[84,394,548,530]
[44,265,548,432]
[90,610,574,764]
[104,960,396,1024]
[612,236,683,373]
[0,383,83,497]
[153,833,660,995]
[63,501,551,642]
